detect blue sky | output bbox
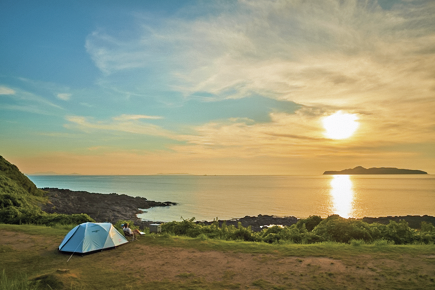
[1,0,434,175]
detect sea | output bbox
[27,175,435,222]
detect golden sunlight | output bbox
[322,111,359,140]
[330,175,354,218]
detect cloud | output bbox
[0,86,63,114]
[112,114,163,121]
[57,93,71,101]
[170,103,435,162]
[0,86,16,95]
[85,1,435,105]
[64,115,174,138]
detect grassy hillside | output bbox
[0,155,93,225]
[0,156,44,197]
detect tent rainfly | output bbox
[59,222,128,254]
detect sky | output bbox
[1,0,434,175]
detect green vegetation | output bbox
[0,156,93,226]
[0,156,44,197]
[161,215,435,245]
[1,270,39,290]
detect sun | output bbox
[322,111,359,140]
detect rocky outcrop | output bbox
[41,188,176,228]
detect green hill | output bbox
[0,155,45,197]
[0,155,93,225]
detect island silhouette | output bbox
[323,166,427,175]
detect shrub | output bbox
[417,222,435,244]
[296,215,323,232]
[228,222,257,241]
[161,217,198,236]
[383,220,416,245]
[312,215,374,243]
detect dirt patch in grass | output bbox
[113,244,347,284]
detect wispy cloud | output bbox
[0,86,63,114]
[0,86,16,95]
[64,115,174,138]
[57,93,71,101]
[112,114,163,121]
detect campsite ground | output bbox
[1,224,435,290]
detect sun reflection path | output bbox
[330,175,354,218]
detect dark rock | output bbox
[40,188,176,229]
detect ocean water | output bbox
[27,175,435,222]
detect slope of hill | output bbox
[0,155,93,225]
[0,156,44,196]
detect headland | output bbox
[41,188,176,228]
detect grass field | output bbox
[1,224,435,289]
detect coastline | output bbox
[40,188,435,231]
[40,188,176,228]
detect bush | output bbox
[312,215,375,243]
[296,215,323,232]
[228,225,256,241]
[383,220,416,245]
[161,217,198,236]
[417,222,435,244]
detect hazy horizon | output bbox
[1,0,434,175]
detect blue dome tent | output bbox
[59,222,128,254]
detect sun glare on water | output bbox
[330,175,354,218]
[322,111,359,140]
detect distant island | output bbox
[323,166,427,175]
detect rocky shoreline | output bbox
[40,188,435,231]
[41,188,176,228]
